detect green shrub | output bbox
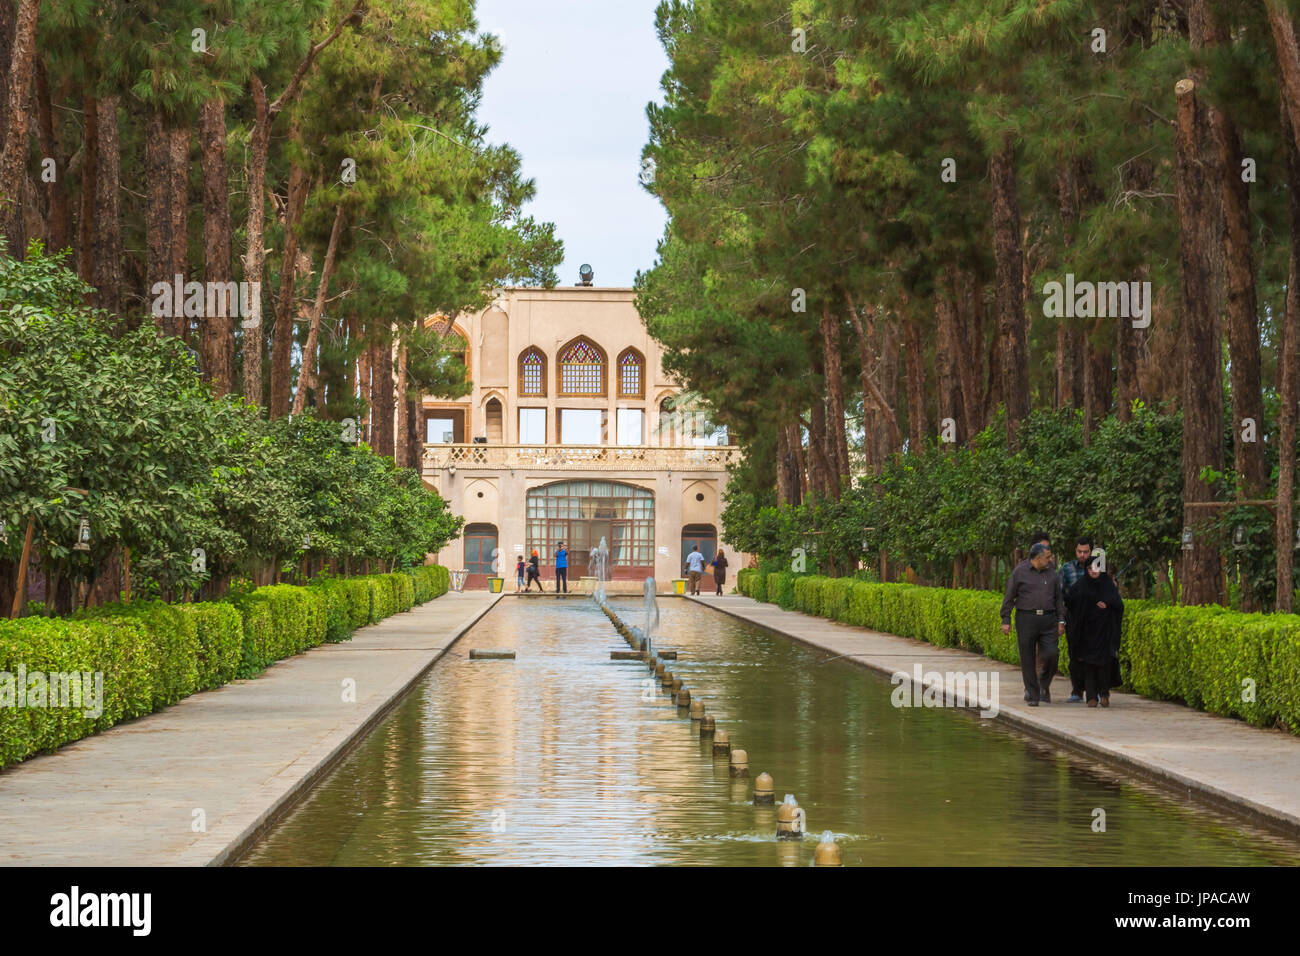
[0,615,154,767]
[736,568,760,598]
[182,602,244,689]
[0,569,454,768]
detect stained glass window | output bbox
[618,349,643,398]
[559,339,605,395]
[520,347,545,395]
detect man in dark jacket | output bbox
[1059,536,1094,703]
[1000,542,1065,706]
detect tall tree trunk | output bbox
[395,346,410,468]
[92,94,123,318]
[292,203,345,415]
[77,82,98,282]
[1268,0,1300,160]
[271,147,307,418]
[820,304,849,489]
[846,292,880,472]
[406,394,421,473]
[1116,287,1140,423]
[1083,319,1114,440]
[1278,103,1300,611]
[776,422,801,506]
[874,311,902,464]
[1195,3,1265,497]
[371,335,395,459]
[357,321,371,442]
[990,136,1029,446]
[1174,75,1225,606]
[935,281,962,446]
[1219,112,1266,495]
[168,123,190,333]
[200,97,235,395]
[0,0,39,256]
[146,112,189,339]
[903,307,927,452]
[241,77,271,404]
[1054,163,1085,412]
[239,2,364,407]
[808,353,832,498]
[34,61,70,252]
[950,267,984,439]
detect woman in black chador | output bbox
[1065,556,1124,707]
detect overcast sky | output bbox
[474,0,669,288]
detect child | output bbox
[515,555,526,592]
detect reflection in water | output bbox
[241,596,1300,866]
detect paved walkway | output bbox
[0,591,501,866]
[689,594,1300,836]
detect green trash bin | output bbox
[673,578,687,595]
[488,577,504,593]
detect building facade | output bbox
[420,284,747,590]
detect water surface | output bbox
[241,596,1300,866]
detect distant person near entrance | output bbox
[515,555,526,592]
[711,549,728,595]
[1000,541,1064,706]
[685,545,705,595]
[555,541,568,593]
[526,549,543,592]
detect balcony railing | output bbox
[422,443,741,472]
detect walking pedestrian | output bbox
[526,549,543,592]
[1059,536,1094,703]
[1000,542,1064,706]
[515,555,526,592]
[1065,555,1125,707]
[555,541,568,593]
[685,545,705,595]
[712,548,728,595]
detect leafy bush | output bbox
[0,569,454,767]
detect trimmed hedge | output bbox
[0,566,453,768]
[747,575,1300,735]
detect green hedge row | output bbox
[0,565,452,768]
[737,573,1300,734]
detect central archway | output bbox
[526,479,655,580]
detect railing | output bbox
[422,443,741,472]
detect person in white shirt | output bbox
[685,545,706,595]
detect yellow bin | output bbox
[488,577,504,593]
[673,578,687,595]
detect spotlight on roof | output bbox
[576,263,594,287]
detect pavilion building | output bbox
[420,277,747,590]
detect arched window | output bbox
[428,315,468,377]
[617,347,645,399]
[519,346,547,396]
[557,336,606,396]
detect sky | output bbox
[473,0,670,288]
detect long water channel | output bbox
[241,596,1300,866]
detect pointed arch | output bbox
[557,335,607,396]
[518,345,547,397]
[616,346,646,399]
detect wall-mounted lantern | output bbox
[1232,525,1247,550]
[73,517,91,551]
[1180,527,1194,552]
